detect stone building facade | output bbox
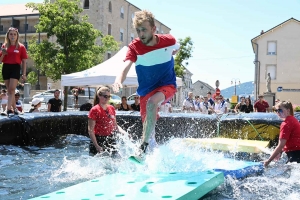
[0,1,171,91]
[251,18,300,105]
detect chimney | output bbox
[261,30,264,35]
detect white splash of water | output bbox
[46,136,300,199]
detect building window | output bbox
[120,31,123,42]
[0,43,2,47]
[120,7,124,18]
[156,27,159,34]
[107,52,111,59]
[108,23,111,35]
[267,41,276,55]
[0,25,3,32]
[109,1,112,12]
[131,13,135,21]
[161,30,164,34]
[130,33,134,41]
[83,0,89,9]
[266,65,276,80]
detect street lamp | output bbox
[231,78,241,96]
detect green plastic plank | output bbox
[29,171,224,200]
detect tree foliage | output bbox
[174,36,194,77]
[26,0,119,110]
[27,71,38,86]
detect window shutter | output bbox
[267,42,276,54]
[266,65,276,79]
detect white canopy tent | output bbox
[61,46,182,88]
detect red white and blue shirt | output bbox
[125,34,179,96]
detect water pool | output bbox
[0,134,300,200]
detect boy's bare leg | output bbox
[140,92,165,153]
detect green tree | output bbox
[174,37,194,77]
[27,71,38,86]
[26,0,119,110]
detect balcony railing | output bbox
[0,26,37,35]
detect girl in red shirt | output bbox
[0,27,28,116]
[264,101,300,167]
[88,86,127,156]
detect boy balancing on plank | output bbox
[113,10,180,163]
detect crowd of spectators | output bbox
[179,91,292,115]
[4,88,294,116]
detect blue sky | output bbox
[4,0,300,89]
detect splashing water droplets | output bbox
[1,134,300,199]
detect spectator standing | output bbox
[207,91,215,107]
[183,92,195,112]
[254,94,269,112]
[194,95,201,112]
[219,95,228,114]
[118,96,132,111]
[47,89,62,112]
[199,96,212,114]
[29,98,43,113]
[234,96,246,113]
[213,96,221,114]
[213,95,227,114]
[272,98,281,112]
[159,101,172,113]
[130,95,140,111]
[80,102,93,111]
[0,89,8,112]
[207,91,215,114]
[241,97,253,113]
[88,86,127,156]
[0,27,28,116]
[73,88,79,109]
[14,90,23,114]
[264,101,300,167]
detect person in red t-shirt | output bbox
[264,101,300,167]
[88,86,127,156]
[0,27,28,116]
[254,94,269,112]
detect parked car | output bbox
[109,94,121,107]
[32,88,96,107]
[127,93,138,105]
[32,89,64,104]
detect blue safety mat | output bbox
[29,171,224,200]
[29,159,263,200]
[213,158,264,178]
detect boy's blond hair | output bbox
[133,10,155,28]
